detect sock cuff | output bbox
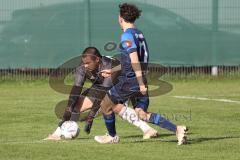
[103,113,115,120]
[70,112,80,122]
[149,113,162,125]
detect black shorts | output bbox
[81,85,110,102]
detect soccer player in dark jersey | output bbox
[95,3,187,145]
[44,47,156,140]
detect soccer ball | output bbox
[60,121,80,139]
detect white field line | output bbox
[0,140,80,145]
[0,138,170,145]
[173,96,240,104]
[0,140,47,145]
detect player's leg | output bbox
[79,97,93,112]
[132,95,188,145]
[82,87,109,134]
[61,86,105,123]
[69,95,93,121]
[94,94,119,144]
[95,86,157,143]
[112,104,152,133]
[109,85,155,136]
[57,88,92,127]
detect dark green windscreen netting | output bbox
[0,0,239,68]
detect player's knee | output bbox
[135,108,148,121]
[112,104,123,114]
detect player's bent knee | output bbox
[100,95,114,115]
[135,108,148,121]
[112,104,123,114]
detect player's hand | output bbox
[140,85,147,95]
[84,118,93,134]
[100,69,112,78]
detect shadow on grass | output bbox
[121,133,239,145]
[187,135,240,145]
[121,133,177,144]
[75,137,92,140]
[122,133,174,139]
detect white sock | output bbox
[52,127,61,137]
[119,106,151,133]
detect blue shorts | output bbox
[130,94,149,112]
[107,76,141,104]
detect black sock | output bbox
[103,113,116,137]
[70,112,80,122]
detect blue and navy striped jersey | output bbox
[119,28,149,76]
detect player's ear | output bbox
[95,57,100,63]
[118,15,122,23]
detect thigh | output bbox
[75,87,104,111]
[79,86,109,112]
[83,86,108,101]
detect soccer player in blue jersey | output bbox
[95,3,187,145]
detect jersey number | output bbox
[139,41,148,63]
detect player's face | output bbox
[82,56,99,71]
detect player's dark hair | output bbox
[82,47,102,60]
[119,3,141,23]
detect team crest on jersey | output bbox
[123,40,132,48]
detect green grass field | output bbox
[0,78,240,160]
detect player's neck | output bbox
[122,23,135,32]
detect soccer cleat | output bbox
[43,134,61,141]
[143,128,158,140]
[94,134,120,144]
[176,125,188,145]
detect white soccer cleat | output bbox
[143,128,158,140]
[176,125,188,145]
[43,134,61,141]
[94,133,120,144]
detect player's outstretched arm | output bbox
[100,64,121,78]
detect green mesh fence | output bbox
[0,0,239,68]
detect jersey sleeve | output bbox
[102,56,120,69]
[100,57,120,88]
[121,32,137,54]
[74,65,86,87]
[67,66,86,110]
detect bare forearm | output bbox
[130,52,144,87]
[132,63,144,86]
[111,64,121,73]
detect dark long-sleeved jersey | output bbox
[67,56,120,110]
